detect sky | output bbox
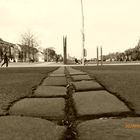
[0,0,140,59]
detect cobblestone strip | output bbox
[66,67,131,118]
[1,66,140,140]
[9,67,67,120]
[1,67,68,140]
[65,67,140,140]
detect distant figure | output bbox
[75,58,79,64]
[1,53,9,67]
[56,56,59,63]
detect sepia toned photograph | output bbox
[0,0,140,139]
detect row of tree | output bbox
[0,31,62,62]
[43,48,63,62]
[103,39,140,61]
[20,31,62,62]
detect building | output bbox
[0,39,15,61]
[0,38,44,62]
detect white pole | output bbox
[81,0,85,65]
[97,46,99,66]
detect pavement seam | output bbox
[63,67,78,140]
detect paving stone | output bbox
[73,90,130,116]
[71,75,93,81]
[42,77,67,86]
[69,72,87,75]
[49,73,65,77]
[9,98,65,119]
[67,67,86,75]
[51,67,65,74]
[0,116,66,140]
[72,80,104,91]
[34,86,67,97]
[77,118,140,140]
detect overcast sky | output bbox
[0,0,140,58]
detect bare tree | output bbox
[43,47,56,62]
[21,30,39,62]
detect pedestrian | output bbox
[75,58,79,64]
[56,56,59,63]
[1,52,9,67]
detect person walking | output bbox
[56,56,59,63]
[1,52,9,67]
[75,58,80,64]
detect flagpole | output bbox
[81,0,85,65]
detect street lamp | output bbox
[81,0,85,65]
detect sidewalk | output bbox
[8,62,58,67]
[4,61,140,68]
[0,66,139,140]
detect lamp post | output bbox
[81,0,85,65]
[97,46,99,66]
[101,46,103,66]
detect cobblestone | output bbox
[51,67,65,74]
[42,77,67,86]
[77,118,140,140]
[72,80,104,91]
[71,74,93,81]
[0,116,66,140]
[49,73,65,77]
[66,67,86,75]
[73,90,130,116]
[34,86,67,97]
[2,66,139,140]
[9,98,65,119]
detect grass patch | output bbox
[0,67,57,115]
[73,65,140,115]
